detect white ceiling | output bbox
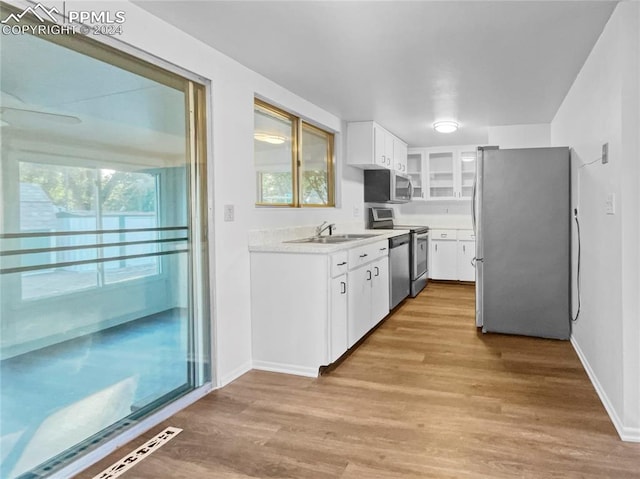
[135,1,616,147]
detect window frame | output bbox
[254,98,335,208]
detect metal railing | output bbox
[0,226,188,275]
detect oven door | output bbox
[413,232,429,279]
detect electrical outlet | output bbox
[602,143,609,164]
[353,206,360,218]
[224,204,235,222]
[605,193,615,215]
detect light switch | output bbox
[605,193,615,215]
[224,204,235,222]
[602,143,609,164]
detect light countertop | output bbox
[249,229,411,254]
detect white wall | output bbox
[43,0,366,386]
[551,1,640,441]
[488,123,550,149]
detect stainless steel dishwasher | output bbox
[389,234,411,309]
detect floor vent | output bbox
[92,426,182,479]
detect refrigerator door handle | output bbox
[472,158,477,233]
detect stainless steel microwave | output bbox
[364,169,412,203]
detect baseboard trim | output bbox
[570,336,640,442]
[218,361,252,387]
[252,360,319,378]
[49,384,213,479]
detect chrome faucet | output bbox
[316,221,336,236]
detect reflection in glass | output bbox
[0,22,208,479]
[254,104,294,204]
[300,123,331,205]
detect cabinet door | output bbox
[457,241,476,282]
[330,275,348,362]
[348,266,372,347]
[383,131,394,168]
[371,257,390,327]
[394,138,407,173]
[426,150,456,200]
[458,148,477,199]
[430,240,458,280]
[407,151,424,199]
[373,124,388,168]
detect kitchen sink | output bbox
[285,233,381,244]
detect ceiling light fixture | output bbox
[433,120,459,134]
[254,132,286,145]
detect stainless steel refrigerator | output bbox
[474,146,571,340]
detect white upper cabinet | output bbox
[406,150,425,200]
[427,150,456,200]
[393,137,408,174]
[424,146,477,201]
[347,121,407,171]
[373,123,388,168]
[458,148,477,199]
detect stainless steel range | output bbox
[368,207,429,297]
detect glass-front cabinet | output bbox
[424,146,477,201]
[406,151,425,200]
[458,148,477,199]
[427,150,456,199]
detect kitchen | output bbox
[1,1,639,478]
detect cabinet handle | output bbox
[367,270,372,280]
[374,266,379,276]
[341,281,346,294]
[359,253,368,258]
[379,247,387,251]
[337,262,347,266]
[435,244,438,252]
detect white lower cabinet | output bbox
[429,229,476,282]
[250,240,389,377]
[347,264,372,348]
[371,256,390,326]
[457,241,476,282]
[330,274,348,362]
[347,242,390,347]
[430,238,458,280]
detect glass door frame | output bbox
[0,3,216,477]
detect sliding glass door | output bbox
[0,9,210,478]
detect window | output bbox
[254,99,335,207]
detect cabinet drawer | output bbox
[372,240,389,259]
[348,240,388,269]
[330,252,349,278]
[349,243,376,269]
[457,230,476,241]
[431,229,458,240]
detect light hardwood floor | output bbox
[79,283,640,479]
